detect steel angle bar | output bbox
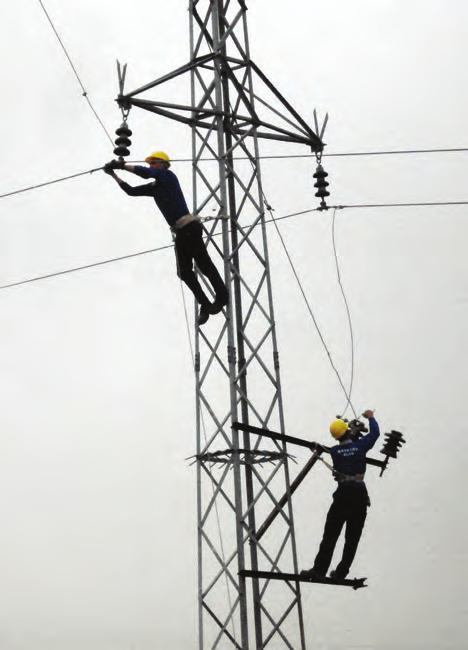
[252,91,312,137]
[192,6,214,51]
[217,8,244,50]
[237,327,277,386]
[223,126,255,158]
[199,530,239,592]
[202,546,239,599]
[258,531,294,600]
[242,271,267,330]
[233,422,318,452]
[230,271,271,322]
[212,596,242,650]
[202,602,243,650]
[123,53,215,98]
[199,476,237,531]
[248,467,293,533]
[194,77,217,111]
[198,420,231,456]
[198,397,232,449]
[200,462,233,526]
[194,123,219,160]
[256,451,323,542]
[240,460,285,521]
[249,60,321,147]
[198,326,230,383]
[261,597,297,649]
[228,212,264,255]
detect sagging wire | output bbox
[331,207,355,419]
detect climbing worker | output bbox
[301,409,380,581]
[104,152,228,325]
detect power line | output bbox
[331,207,355,419]
[3,147,468,201]
[169,146,468,163]
[0,166,103,199]
[0,198,466,292]
[36,0,114,147]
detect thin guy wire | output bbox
[177,262,238,643]
[36,0,114,146]
[263,199,358,418]
[331,207,355,419]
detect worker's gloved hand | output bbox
[103,162,116,175]
[362,409,375,419]
[105,159,125,171]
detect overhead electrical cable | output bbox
[261,197,358,419]
[331,207,355,419]
[1,199,467,292]
[36,0,114,146]
[168,146,468,163]
[0,166,103,199]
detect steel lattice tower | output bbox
[118,1,323,647]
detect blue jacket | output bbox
[118,166,189,227]
[330,417,380,476]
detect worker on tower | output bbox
[104,152,228,325]
[301,409,380,581]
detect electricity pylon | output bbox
[117,1,323,647]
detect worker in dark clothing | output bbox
[104,151,228,325]
[301,409,380,580]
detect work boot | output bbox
[330,569,348,580]
[209,296,228,315]
[197,304,210,326]
[300,568,325,579]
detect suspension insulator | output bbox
[313,164,330,199]
[115,124,132,137]
[113,145,131,157]
[380,430,406,459]
[114,136,132,147]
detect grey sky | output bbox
[0,1,467,648]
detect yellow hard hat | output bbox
[329,419,349,440]
[145,151,171,166]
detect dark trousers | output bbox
[313,483,368,578]
[174,222,228,307]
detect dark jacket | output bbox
[118,166,189,227]
[330,417,380,476]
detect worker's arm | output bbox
[356,410,380,452]
[105,168,155,196]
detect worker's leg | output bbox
[312,491,347,576]
[333,489,368,578]
[175,227,211,307]
[190,223,228,305]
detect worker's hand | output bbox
[103,162,116,175]
[362,409,375,419]
[105,159,125,171]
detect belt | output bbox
[173,213,200,230]
[338,474,365,483]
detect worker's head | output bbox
[145,151,171,169]
[329,419,349,441]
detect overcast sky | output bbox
[0,1,467,649]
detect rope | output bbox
[331,207,355,419]
[36,0,114,146]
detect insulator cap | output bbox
[114,136,132,147]
[113,145,130,157]
[115,124,133,137]
[315,188,330,198]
